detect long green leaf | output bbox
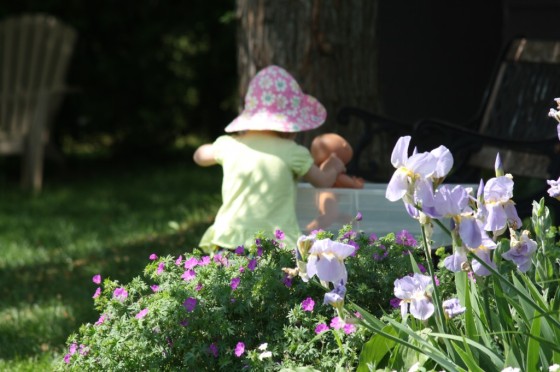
[526,310,542,372]
[451,340,484,372]
[429,332,504,370]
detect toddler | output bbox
[193,65,345,252]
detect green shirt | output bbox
[199,133,314,251]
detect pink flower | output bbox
[239,266,245,273]
[151,285,159,292]
[301,297,315,312]
[315,323,329,334]
[234,342,245,357]
[113,287,128,301]
[275,229,285,240]
[247,259,257,271]
[208,343,218,358]
[63,354,71,364]
[183,297,197,312]
[175,255,183,266]
[343,323,356,334]
[149,253,158,260]
[354,311,363,319]
[230,277,241,290]
[330,316,344,330]
[355,212,363,221]
[92,287,101,299]
[195,283,203,291]
[181,269,196,282]
[135,308,148,319]
[199,256,211,266]
[157,262,165,274]
[69,343,77,355]
[94,314,106,326]
[92,274,101,284]
[184,257,198,270]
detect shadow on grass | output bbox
[0,220,210,360]
[0,151,222,362]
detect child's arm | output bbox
[303,153,346,188]
[193,144,217,167]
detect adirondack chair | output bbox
[0,13,78,191]
[337,37,560,218]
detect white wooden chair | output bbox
[0,13,77,191]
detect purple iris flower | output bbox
[323,280,346,308]
[394,273,434,320]
[442,298,466,319]
[443,248,468,273]
[502,229,537,272]
[482,175,522,233]
[386,136,437,203]
[547,177,560,200]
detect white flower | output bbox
[258,343,268,351]
[501,367,520,372]
[258,351,272,360]
[550,364,560,372]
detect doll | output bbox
[310,133,365,189]
[305,133,365,231]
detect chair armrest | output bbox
[337,106,413,134]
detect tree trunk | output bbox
[236,0,390,178]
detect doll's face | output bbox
[311,133,353,165]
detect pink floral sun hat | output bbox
[225,65,327,133]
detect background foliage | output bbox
[0,1,238,154]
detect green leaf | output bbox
[526,310,542,372]
[451,340,484,372]
[357,326,397,372]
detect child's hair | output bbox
[224,65,327,134]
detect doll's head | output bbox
[310,133,353,165]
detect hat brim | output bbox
[224,94,326,133]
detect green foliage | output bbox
[0,1,237,152]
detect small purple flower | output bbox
[417,263,426,273]
[247,258,257,271]
[181,269,196,282]
[547,177,560,200]
[389,297,401,308]
[330,316,344,330]
[63,354,71,364]
[369,233,378,243]
[195,283,203,291]
[92,287,101,299]
[113,287,128,301]
[442,298,466,319]
[396,230,417,247]
[315,323,329,334]
[92,274,101,284]
[355,212,363,221]
[301,297,315,312]
[234,342,245,357]
[230,277,241,290]
[184,257,198,270]
[150,285,159,292]
[180,319,189,327]
[183,297,197,312]
[343,323,356,334]
[275,229,285,240]
[157,262,165,275]
[175,255,183,266]
[149,253,158,261]
[234,245,245,255]
[282,274,292,288]
[208,343,219,358]
[95,314,106,326]
[135,308,149,319]
[257,247,263,257]
[372,245,388,261]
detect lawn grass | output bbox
[0,149,222,370]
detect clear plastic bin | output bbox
[296,183,463,248]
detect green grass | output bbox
[0,150,222,370]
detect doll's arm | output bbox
[193,144,217,167]
[303,153,346,188]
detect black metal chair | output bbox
[338,38,560,219]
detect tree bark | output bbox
[236,0,386,176]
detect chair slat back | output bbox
[0,14,77,149]
[479,38,560,141]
